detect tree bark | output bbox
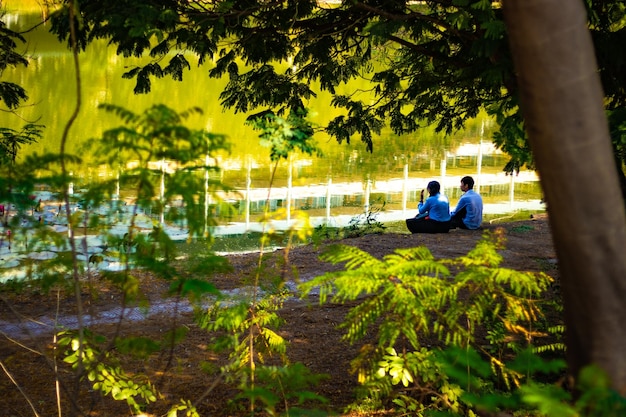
[503,0,626,394]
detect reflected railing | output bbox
[77,161,541,238]
[0,148,544,278]
[28,167,541,240]
[1,141,544,248]
[210,163,542,236]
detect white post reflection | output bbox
[245,161,251,229]
[326,177,332,224]
[287,158,293,224]
[115,171,120,200]
[440,155,447,194]
[476,120,484,194]
[402,164,408,214]
[204,153,209,237]
[364,177,371,214]
[509,173,515,206]
[159,159,165,226]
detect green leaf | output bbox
[519,383,577,417]
[179,278,220,297]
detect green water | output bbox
[2,9,544,230]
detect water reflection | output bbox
[213,158,542,235]
[80,142,541,237]
[2,10,545,238]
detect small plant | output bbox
[195,211,330,415]
[438,347,626,417]
[0,103,236,416]
[510,224,534,233]
[520,364,626,417]
[344,199,387,237]
[0,123,43,165]
[191,110,330,416]
[58,330,159,414]
[299,229,557,415]
[310,200,387,243]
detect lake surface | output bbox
[2,9,544,234]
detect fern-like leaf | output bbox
[319,244,381,270]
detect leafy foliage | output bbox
[299,229,558,414]
[440,348,626,417]
[344,198,387,237]
[237,363,329,416]
[46,1,626,186]
[311,198,387,243]
[89,103,232,239]
[4,1,625,414]
[246,109,319,163]
[0,124,43,165]
[193,170,328,415]
[0,16,29,110]
[0,10,38,164]
[0,102,239,415]
[59,330,159,413]
[0,91,332,415]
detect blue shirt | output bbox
[450,189,483,229]
[418,193,451,222]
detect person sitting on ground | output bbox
[449,175,483,230]
[406,180,451,234]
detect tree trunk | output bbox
[503,0,626,394]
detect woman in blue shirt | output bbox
[406,180,451,233]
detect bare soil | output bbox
[0,217,558,417]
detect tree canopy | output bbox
[0,13,42,166]
[0,15,28,110]
[43,0,626,189]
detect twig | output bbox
[54,289,62,417]
[0,360,41,417]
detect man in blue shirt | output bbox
[450,176,483,230]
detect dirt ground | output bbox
[0,217,558,417]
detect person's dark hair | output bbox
[461,176,474,189]
[427,180,441,196]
